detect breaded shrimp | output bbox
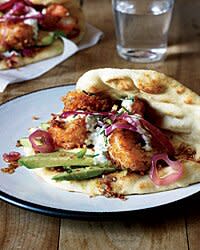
[108,129,152,172]
[62,90,113,112]
[48,118,87,149]
[40,4,76,35]
[131,97,146,116]
[0,22,35,51]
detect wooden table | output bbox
[0,0,200,249]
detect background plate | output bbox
[1,85,200,218]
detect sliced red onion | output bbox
[0,2,43,22]
[11,2,27,15]
[150,153,183,186]
[3,151,21,162]
[60,111,117,119]
[24,0,33,6]
[22,48,35,57]
[140,119,174,156]
[29,129,55,153]
[0,0,16,11]
[105,122,137,136]
[0,13,43,22]
[97,120,104,127]
[118,113,141,128]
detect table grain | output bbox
[0,0,200,249]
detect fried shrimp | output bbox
[131,97,146,116]
[41,4,77,35]
[62,91,113,112]
[108,129,152,172]
[0,22,35,51]
[48,118,87,149]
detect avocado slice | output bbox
[36,31,55,47]
[52,166,116,181]
[18,151,95,169]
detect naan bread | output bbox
[0,39,63,70]
[36,68,200,196]
[76,68,200,159]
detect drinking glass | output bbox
[112,0,174,63]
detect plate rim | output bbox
[0,84,75,107]
[1,188,199,219]
[0,85,200,219]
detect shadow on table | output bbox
[168,0,200,57]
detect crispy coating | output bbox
[131,97,146,116]
[48,118,87,149]
[108,129,152,172]
[40,4,77,35]
[0,22,35,51]
[62,91,113,112]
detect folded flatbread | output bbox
[33,68,200,196]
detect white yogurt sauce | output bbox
[2,50,20,57]
[24,19,38,40]
[85,116,109,165]
[121,98,134,112]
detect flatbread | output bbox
[34,68,200,196]
[0,0,85,69]
[76,68,200,157]
[34,160,200,196]
[0,39,63,70]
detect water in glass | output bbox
[112,0,174,63]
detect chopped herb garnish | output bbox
[86,154,100,158]
[105,118,113,125]
[111,104,118,112]
[82,90,96,96]
[121,106,132,114]
[104,135,108,146]
[117,110,125,116]
[54,30,66,38]
[120,96,135,101]
[99,127,106,135]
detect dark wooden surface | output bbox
[0,0,200,249]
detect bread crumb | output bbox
[184,96,193,104]
[32,115,40,120]
[176,86,185,94]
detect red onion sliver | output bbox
[11,2,27,15]
[3,151,21,162]
[0,0,16,11]
[29,129,55,153]
[22,48,35,57]
[119,113,141,129]
[0,13,43,22]
[140,119,175,156]
[0,1,43,22]
[60,111,117,119]
[150,153,183,186]
[105,122,137,136]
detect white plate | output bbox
[0,85,200,218]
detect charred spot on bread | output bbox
[106,77,135,91]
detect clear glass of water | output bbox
[112,0,174,63]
